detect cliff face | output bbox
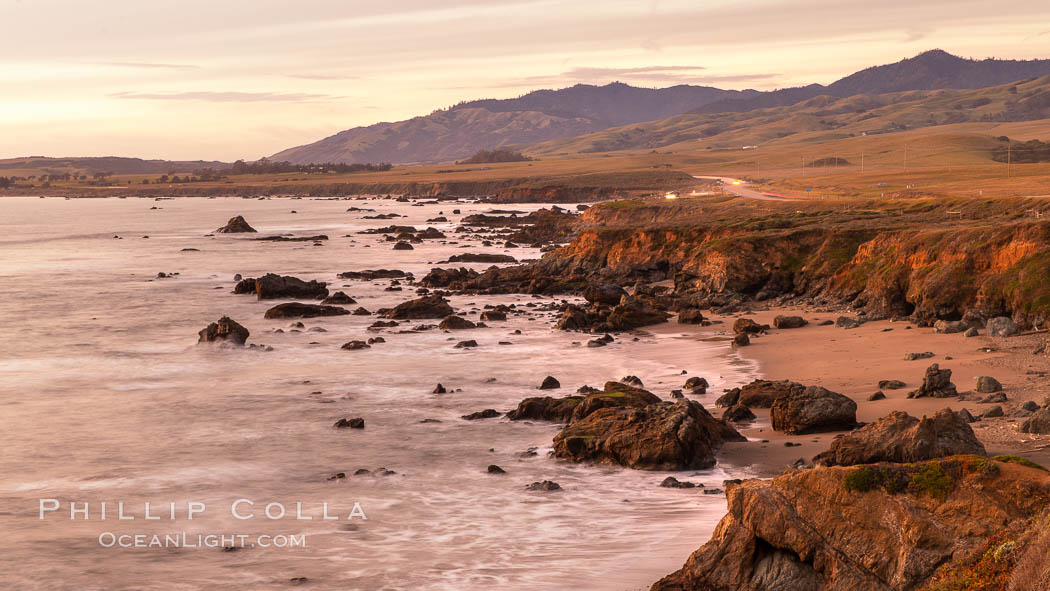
[653,458,1050,591]
[517,198,1050,328]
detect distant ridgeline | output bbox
[993,139,1050,163]
[456,149,533,165]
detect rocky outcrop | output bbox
[263,303,351,319]
[383,296,454,319]
[814,409,986,466]
[445,253,517,264]
[507,381,661,423]
[556,295,670,333]
[438,315,476,330]
[1021,409,1050,434]
[583,284,628,306]
[552,399,745,470]
[770,386,858,434]
[216,215,256,233]
[716,379,807,409]
[908,364,958,398]
[198,316,249,346]
[235,273,329,300]
[651,458,1050,591]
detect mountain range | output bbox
[272,50,1050,165]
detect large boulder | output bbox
[552,399,745,470]
[651,459,1050,591]
[908,364,958,398]
[507,382,661,423]
[934,320,968,334]
[773,315,808,329]
[263,303,350,319]
[1020,409,1050,434]
[438,315,476,330]
[733,318,768,335]
[975,376,1002,393]
[583,283,627,306]
[198,316,249,346]
[770,386,858,434]
[383,296,454,319]
[813,409,986,466]
[716,380,806,409]
[601,297,670,331]
[216,215,256,233]
[251,273,329,300]
[986,316,1018,337]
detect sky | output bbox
[3,0,1050,161]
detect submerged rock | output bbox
[216,215,256,233]
[248,273,329,300]
[538,376,561,390]
[383,295,454,319]
[552,399,745,470]
[198,316,250,346]
[438,315,476,330]
[813,409,985,466]
[263,303,350,319]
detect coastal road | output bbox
[692,176,798,201]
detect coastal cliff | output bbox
[459,196,1050,329]
[652,457,1050,591]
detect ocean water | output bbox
[0,195,757,590]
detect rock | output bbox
[869,391,886,401]
[620,375,644,388]
[352,307,371,316]
[813,409,985,466]
[250,273,328,300]
[333,417,365,429]
[539,376,561,390]
[384,295,454,319]
[480,310,507,321]
[263,303,350,319]
[835,316,861,329]
[321,291,356,305]
[1021,400,1040,412]
[552,399,745,470]
[963,327,979,337]
[877,379,906,390]
[684,377,709,394]
[508,382,660,423]
[981,392,1007,403]
[198,315,250,347]
[486,465,506,474]
[975,376,1003,393]
[583,284,627,306]
[462,409,500,420]
[216,215,256,233]
[651,458,1050,591]
[934,320,968,334]
[525,480,561,492]
[770,386,858,434]
[904,351,935,361]
[986,316,1018,337]
[732,318,768,335]
[732,333,750,347]
[341,340,370,350]
[433,384,446,394]
[773,315,808,329]
[723,404,756,423]
[956,408,978,423]
[445,253,517,263]
[454,340,478,348]
[660,476,697,489]
[678,309,707,324]
[586,338,607,347]
[981,405,1004,418]
[907,364,958,398]
[720,379,807,409]
[438,315,476,330]
[338,269,409,281]
[392,241,414,250]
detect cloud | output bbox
[903,27,931,42]
[98,62,199,70]
[472,66,779,89]
[110,91,340,102]
[284,73,359,80]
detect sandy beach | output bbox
[639,307,1050,476]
